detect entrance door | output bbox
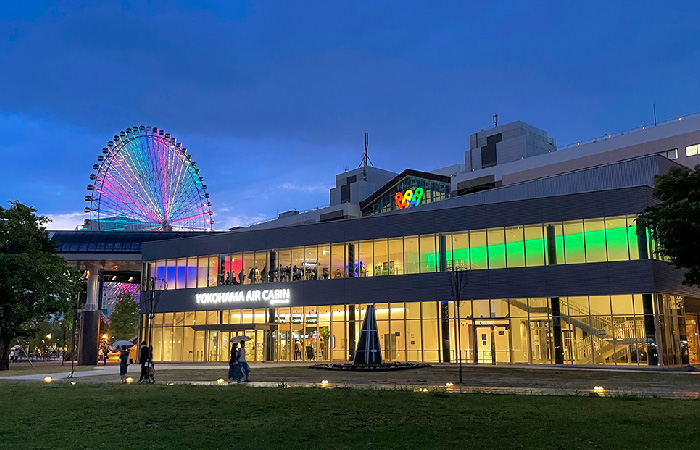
[476,326,495,364]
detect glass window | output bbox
[589,296,612,316]
[388,238,403,275]
[375,303,390,321]
[374,239,389,276]
[584,218,607,263]
[472,300,490,318]
[505,226,525,268]
[685,144,699,157]
[242,252,254,284]
[347,242,358,278]
[405,302,421,320]
[566,296,589,316]
[197,257,208,288]
[154,260,166,290]
[470,230,487,270]
[254,251,268,283]
[357,240,373,277]
[452,232,469,270]
[666,148,678,159]
[165,259,176,290]
[318,245,331,280]
[268,250,279,282]
[230,254,243,285]
[509,298,529,317]
[404,236,419,274]
[611,295,635,315]
[563,220,585,264]
[419,234,437,273]
[627,216,641,260]
[207,256,218,287]
[331,243,345,278]
[544,223,564,265]
[605,217,629,261]
[441,233,453,271]
[176,258,187,289]
[278,249,292,282]
[491,299,509,317]
[305,246,319,281]
[524,224,545,267]
[487,228,506,269]
[292,247,305,281]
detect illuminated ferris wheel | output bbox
[85,126,213,231]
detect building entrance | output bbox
[474,322,510,364]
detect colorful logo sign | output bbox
[394,187,424,209]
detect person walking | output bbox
[238,341,250,382]
[119,346,130,383]
[138,341,151,382]
[228,343,240,383]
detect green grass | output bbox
[0,383,699,449]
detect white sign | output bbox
[195,288,291,306]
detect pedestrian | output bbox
[138,341,151,382]
[228,343,240,383]
[103,345,108,365]
[119,345,129,383]
[10,349,15,363]
[238,341,250,383]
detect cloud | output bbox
[279,182,332,194]
[46,211,85,230]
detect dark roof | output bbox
[359,168,451,209]
[49,230,218,254]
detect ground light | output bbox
[43,377,52,383]
[216,378,225,385]
[125,377,134,384]
[70,382,76,386]
[593,386,605,395]
[320,380,329,387]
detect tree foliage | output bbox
[0,202,80,369]
[109,292,139,341]
[639,165,700,286]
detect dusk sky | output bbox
[2,1,699,230]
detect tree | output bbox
[108,292,138,341]
[638,165,700,286]
[0,202,80,370]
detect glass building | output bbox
[141,179,698,367]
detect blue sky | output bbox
[2,1,699,229]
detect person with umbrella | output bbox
[228,342,240,383]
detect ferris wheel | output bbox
[85,126,213,231]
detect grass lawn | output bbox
[0,364,97,377]
[1,383,699,449]
[86,364,700,393]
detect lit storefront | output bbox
[141,186,699,366]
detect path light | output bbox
[167,382,174,386]
[320,380,329,387]
[70,382,76,386]
[126,377,134,384]
[216,378,225,385]
[43,377,52,383]
[445,382,454,387]
[593,386,605,395]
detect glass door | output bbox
[476,325,495,364]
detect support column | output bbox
[546,225,564,364]
[348,306,356,361]
[266,308,276,361]
[78,268,100,365]
[438,235,451,362]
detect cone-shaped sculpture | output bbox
[353,305,383,366]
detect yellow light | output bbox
[126,377,134,384]
[70,382,76,386]
[216,378,225,385]
[167,382,174,386]
[593,386,605,394]
[445,382,454,387]
[320,380,329,387]
[46,334,51,340]
[43,377,52,383]
[102,334,108,339]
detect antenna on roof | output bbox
[359,132,373,180]
[492,113,498,128]
[653,104,657,127]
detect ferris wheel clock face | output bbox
[85,126,214,231]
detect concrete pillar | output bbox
[546,225,564,364]
[78,268,100,365]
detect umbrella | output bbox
[12,344,22,349]
[113,340,135,347]
[230,336,252,343]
